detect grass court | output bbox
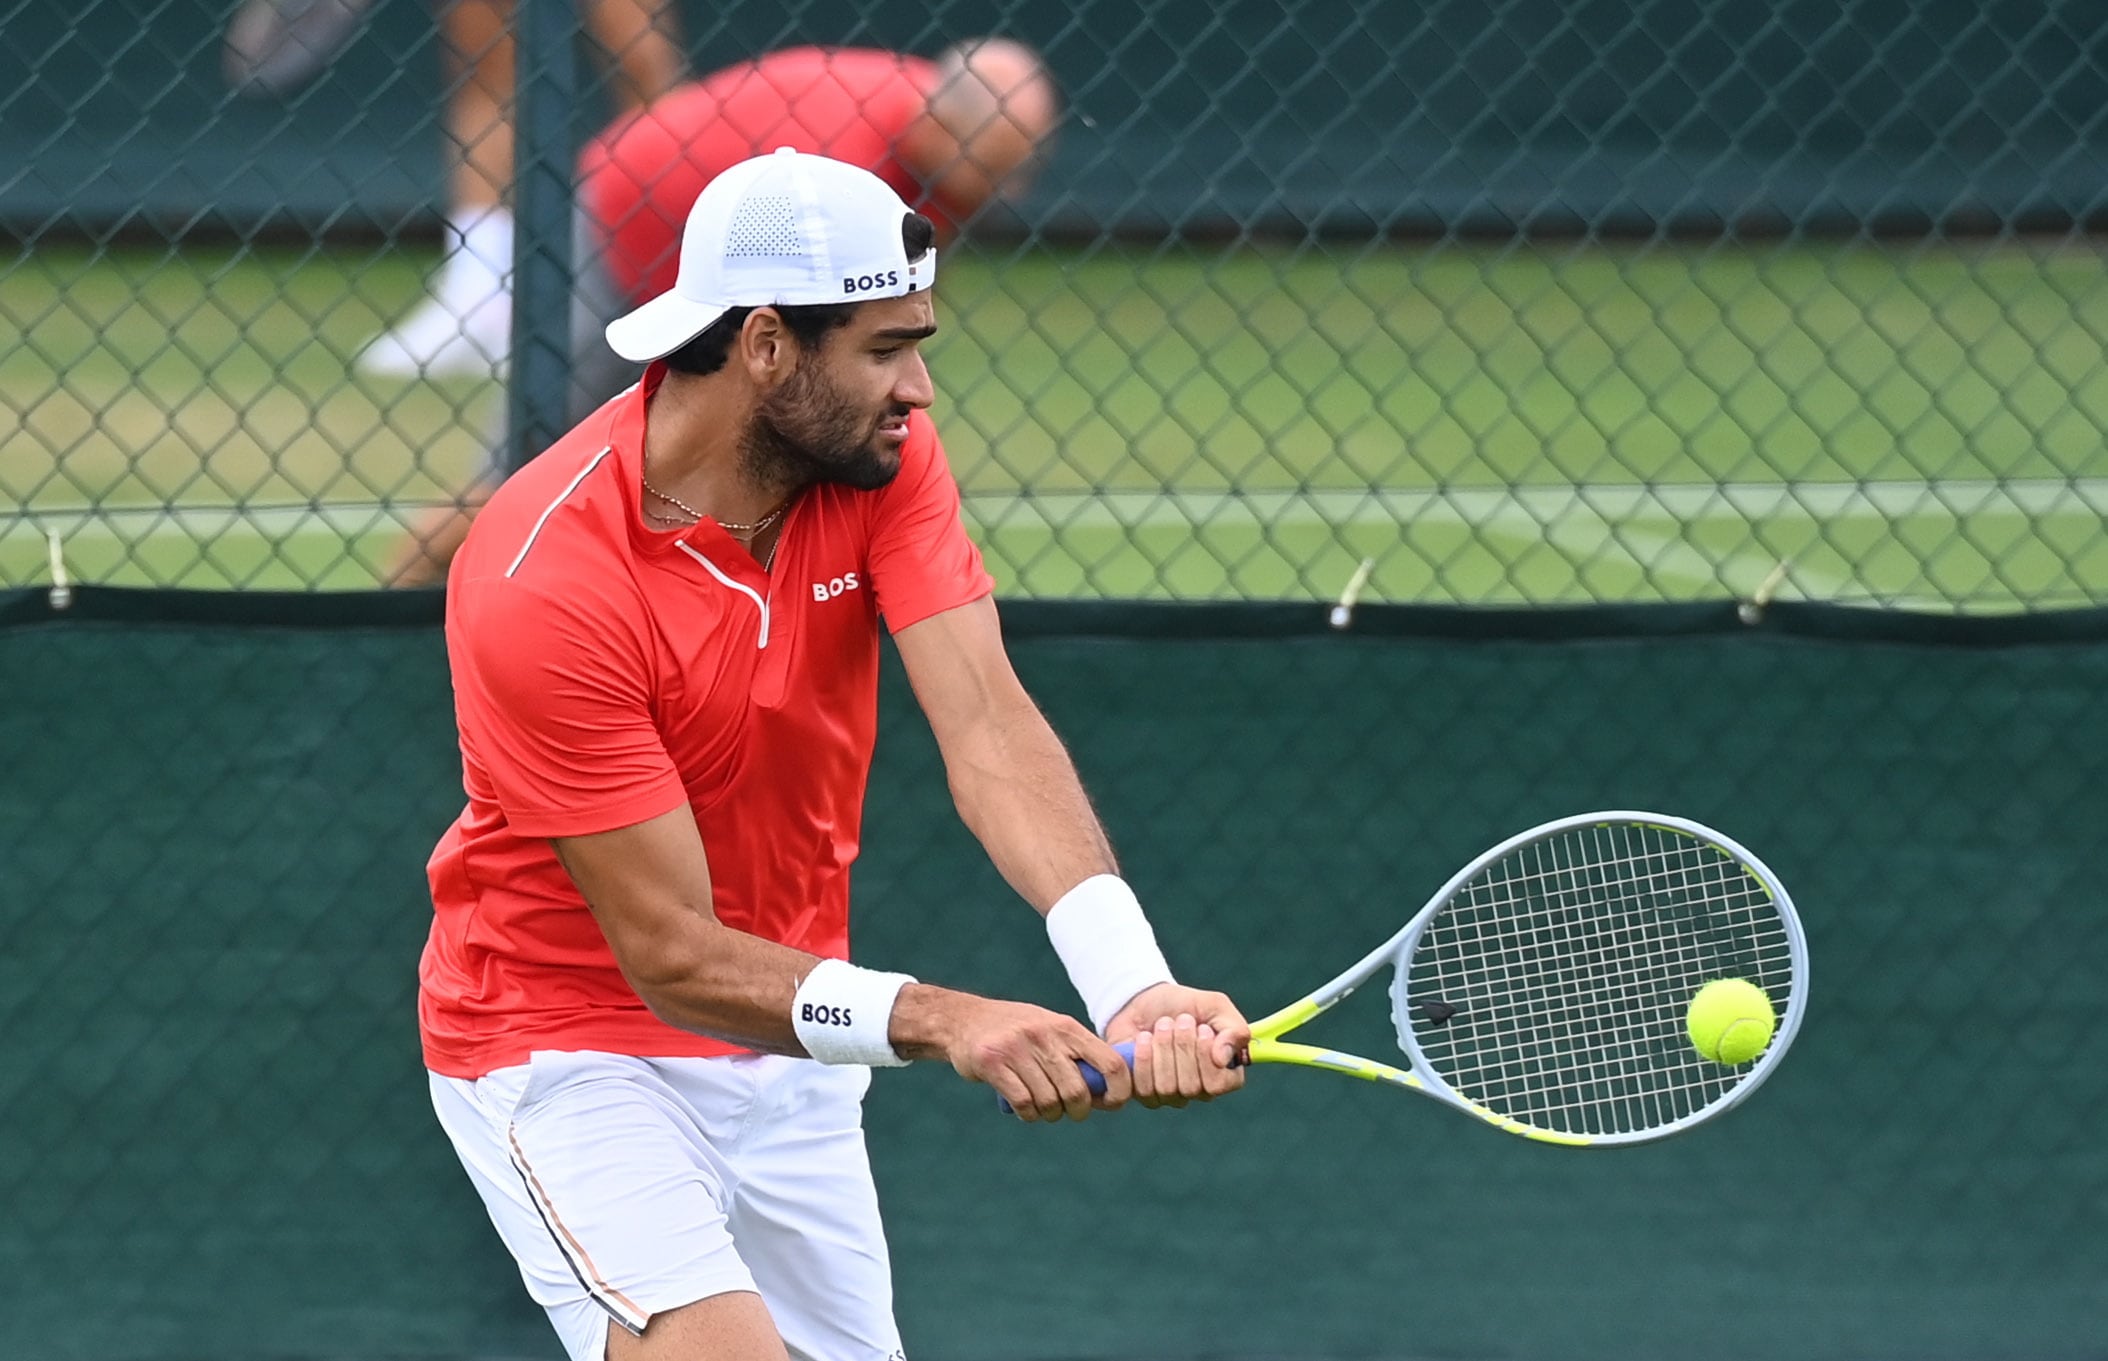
[5,237,2105,608]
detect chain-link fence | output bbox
[5,0,2105,605]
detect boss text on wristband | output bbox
[792,958,916,1066]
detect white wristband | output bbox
[792,959,916,1067]
[1045,874,1176,1035]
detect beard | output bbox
[741,360,905,493]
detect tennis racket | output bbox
[1008,811,1807,1144]
[223,0,377,97]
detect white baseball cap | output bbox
[604,146,938,363]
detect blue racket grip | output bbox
[994,1039,1136,1114]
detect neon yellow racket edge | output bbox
[1025,811,1809,1145]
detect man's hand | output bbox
[1105,983,1250,1108]
[893,987,1133,1122]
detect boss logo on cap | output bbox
[842,270,900,295]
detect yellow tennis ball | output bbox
[1686,978,1776,1065]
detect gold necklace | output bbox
[641,476,791,536]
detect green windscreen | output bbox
[1,593,2098,1360]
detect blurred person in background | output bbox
[354,0,688,377]
[384,36,1059,586]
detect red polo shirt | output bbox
[418,364,993,1077]
[580,47,958,303]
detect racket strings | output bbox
[1402,822,1795,1137]
[1451,832,1790,1131]
[1423,864,1723,1131]
[1522,828,1786,1124]
[1461,829,1782,1131]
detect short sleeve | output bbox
[449,577,689,839]
[866,414,995,631]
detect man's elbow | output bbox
[611,919,724,1020]
[942,733,1016,825]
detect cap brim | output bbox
[604,291,732,363]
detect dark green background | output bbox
[5,0,2105,237]
[1,592,2100,1359]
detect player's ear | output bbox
[738,307,793,386]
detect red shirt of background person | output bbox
[580,40,1059,304]
[418,376,990,1079]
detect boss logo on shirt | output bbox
[812,572,860,602]
[842,270,900,295]
[800,1002,852,1026]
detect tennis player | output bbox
[387,38,1057,585]
[421,147,1247,1361]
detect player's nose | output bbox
[894,351,934,410]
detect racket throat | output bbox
[1248,1038,1425,1092]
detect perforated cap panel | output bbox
[724,194,804,258]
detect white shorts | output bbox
[429,1050,903,1361]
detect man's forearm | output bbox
[941,694,1178,1031]
[606,912,822,1052]
[942,691,1118,912]
[556,815,908,1061]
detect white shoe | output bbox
[357,287,512,378]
